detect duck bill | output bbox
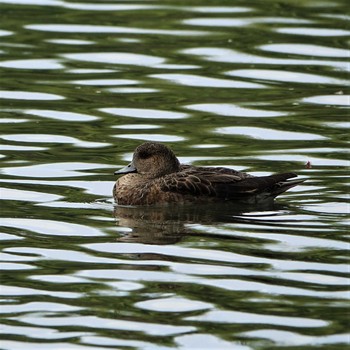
[114,162,137,175]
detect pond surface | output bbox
[0,0,349,349]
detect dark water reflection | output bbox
[0,0,349,349]
[114,201,287,244]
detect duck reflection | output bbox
[114,200,284,245]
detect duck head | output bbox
[114,142,180,179]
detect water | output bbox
[0,0,349,349]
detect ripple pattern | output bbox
[0,0,349,349]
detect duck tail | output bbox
[242,172,305,202]
[216,172,305,202]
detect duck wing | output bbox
[160,168,251,198]
[161,170,302,200]
[180,165,254,179]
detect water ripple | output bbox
[185,310,328,327]
[0,90,64,100]
[0,187,62,202]
[0,59,64,70]
[1,218,105,236]
[183,16,312,27]
[150,73,266,88]
[100,107,189,119]
[135,296,212,312]
[1,1,348,349]
[226,69,348,85]
[15,314,195,336]
[181,47,349,70]
[302,94,350,106]
[26,24,209,36]
[62,52,166,67]
[215,127,326,140]
[275,27,350,36]
[260,43,349,58]
[186,103,288,117]
[23,109,99,121]
[240,330,349,347]
[69,78,139,86]
[1,134,109,148]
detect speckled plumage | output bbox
[113,142,304,206]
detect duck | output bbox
[113,142,305,206]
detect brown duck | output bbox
[113,142,305,206]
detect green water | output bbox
[0,0,349,349]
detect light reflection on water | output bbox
[26,24,209,36]
[181,47,349,70]
[0,0,349,349]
